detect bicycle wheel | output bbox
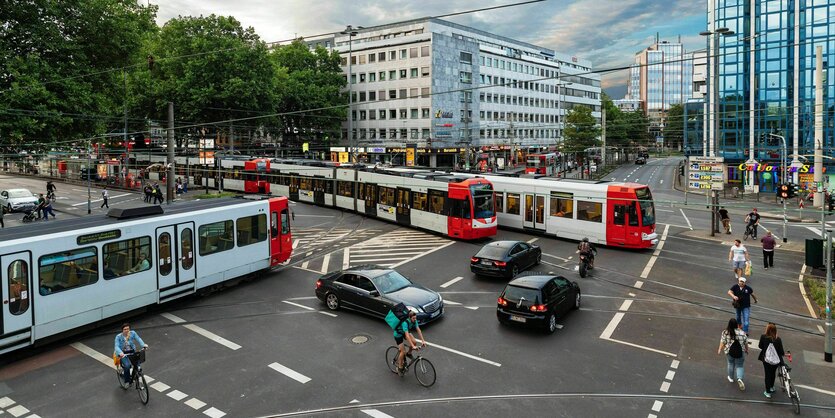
[137,373,149,404]
[414,358,436,387]
[116,366,130,390]
[385,346,400,373]
[788,382,800,414]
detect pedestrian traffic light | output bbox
[778,183,790,199]
[789,183,800,199]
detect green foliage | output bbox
[804,277,834,317]
[665,104,684,147]
[563,105,601,152]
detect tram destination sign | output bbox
[77,230,122,245]
[688,156,725,191]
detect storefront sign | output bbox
[338,152,349,163]
[406,148,415,166]
[434,110,453,119]
[441,148,463,153]
[368,147,385,153]
[737,163,825,174]
[434,123,454,127]
[435,131,452,138]
[330,147,346,152]
[688,156,725,190]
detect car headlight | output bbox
[406,305,422,313]
[438,294,443,303]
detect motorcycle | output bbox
[578,252,593,278]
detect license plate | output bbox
[481,260,493,265]
[431,310,439,318]
[509,315,526,323]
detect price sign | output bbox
[688,156,725,191]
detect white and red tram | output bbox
[0,196,292,354]
[525,153,558,176]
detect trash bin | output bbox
[806,238,824,268]
[732,187,739,198]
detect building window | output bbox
[359,110,366,120]
[399,108,407,119]
[421,87,430,98]
[399,69,407,79]
[379,71,386,81]
[410,47,418,58]
[410,68,419,78]
[389,90,397,99]
[460,52,473,64]
[421,45,430,57]
[389,109,397,119]
[379,52,386,62]
[389,70,396,80]
[400,128,407,139]
[368,53,375,63]
[400,49,407,59]
[421,66,430,77]
[380,129,387,139]
[399,89,407,99]
[422,129,430,138]
[359,91,366,101]
[411,108,419,119]
[390,50,397,60]
[369,73,376,82]
[422,108,430,118]
[410,87,418,98]
[359,55,366,64]
[369,91,376,101]
[549,192,573,218]
[460,71,472,84]
[350,74,356,84]
[379,110,387,119]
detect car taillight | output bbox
[497,297,508,306]
[493,261,507,267]
[315,280,322,289]
[471,257,479,263]
[530,304,548,312]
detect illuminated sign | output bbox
[434,110,454,119]
[737,163,824,173]
[77,230,122,245]
[368,147,386,153]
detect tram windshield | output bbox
[635,187,655,226]
[471,184,495,219]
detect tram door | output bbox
[396,187,411,225]
[0,251,33,353]
[364,184,377,217]
[523,194,546,230]
[288,174,300,201]
[156,223,197,302]
[313,177,325,205]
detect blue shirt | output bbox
[114,330,146,356]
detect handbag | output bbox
[744,261,752,276]
[732,298,741,309]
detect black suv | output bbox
[497,275,580,333]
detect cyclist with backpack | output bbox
[386,304,425,374]
[577,237,597,268]
[758,322,785,399]
[718,317,748,391]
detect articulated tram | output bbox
[224,159,497,240]
[0,197,292,354]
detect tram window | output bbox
[237,214,268,247]
[104,236,153,279]
[549,192,573,218]
[299,177,312,190]
[628,202,640,226]
[39,247,98,295]
[181,229,195,270]
[449,198,471,219]
[428,189,446,215]
[357,183,366,200]
[613,205,626,225]
[365,184,377,203]
[279,174,291,186]
[280,209,290,235]
[337,180,354,197]
[158,234,173,276]
[506,193,520,215]
[412,192,427,211]
[495,192,504,213]
[325,180,334,194]
[199,220,234,256]
[8,260,30,315]
[577,201,603,223]
[378,187,395,206]
[271,211,279,237]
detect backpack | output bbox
[579,241,590,253]
[728,334,743,359]
[764,342,781,365]
[385,302,409,332]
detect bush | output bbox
[198,192,238,199]
[803,277,835,317]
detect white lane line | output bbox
[301,259,310,269]
[444,300,462,305]
[8,404,29,416]
[283,300,315,311]
[805,226,823,237]
[151,381,171,392]
[656,209,674,213]
[797,265,820,321]
[318,311,338,317]
[543,253,570,262]
[70,342,113,367]
[362,409,395,418]
[321,253,330,274]
[292,239,300,249]
[660,381,670,393]
[294,214,335,218]
[268,362,312,384]
[464,306,479,311]
[527,237,539,243]
[160,313,242,350]
[665,370,676,380]
[167,390,188,401]
[440,276,464,288]
[343,247,350,269]
[603,337,677,357]
[599,300,632,339]
[671,360,680,369]
[391,241,456,269]
[203,407,227,418]
[651,400,663,412]
[415,338,501,367]
[185,398,207,410]
[0,397,14,408]
[679,209,693,230]
[796,384,835,397]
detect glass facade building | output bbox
[685,0,835,192]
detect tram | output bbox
[228,160,497,240]
[525,153,558,176]
[455,174,658,249]
[0,196,292,354]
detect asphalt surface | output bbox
[2,166,835,417]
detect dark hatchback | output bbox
[470,240,542,279]
[497,275,580,333]
[315,265,444,325]
[635,156,646,165]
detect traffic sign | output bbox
[688,156,725,191]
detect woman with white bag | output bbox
[758,322,785,399]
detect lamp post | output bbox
[341,25,359,163]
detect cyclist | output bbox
[745,208,761,239]
[577,237,597,268]
[46,181,56,200]
[114,323,149,384]
[394,309,425,374]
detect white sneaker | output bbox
[727,376,734,383]
[737,379,745,391]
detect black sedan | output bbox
[635,156,646,165]
[315,265,444,324]
[497,274,581,333]
[470,240,541,279]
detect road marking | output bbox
[343,247,351,269]
[527,237,539,243]
[599,300,632,339]
[321,253,330,274]
[292,239,300,249]
[295,214,335,217]
[7,404,29,417]
[167,390,188,401]
[390,241,456,269]
[160,313,241,350]
[204,407,227,418]
[151,381,171,392]
[283,300,315,311]
[0,397,15,408]
[269,362,312,384]
[660,381,670,393]
[465,306,479,310]
[679,209,693,230]
[69,342,113,367]
[318,311,338,317]
[665,371,676,380]
[185,398,207,410]
[797,265,821,325]
[440,276,464,288]
[796,384,835,397]
[361,409,395,418]
[415,338,501,367]
[671,360,679,369]
[543,253,570,262]
[805,226,823,236]
[656,209,674,213]
[651,400,663,412]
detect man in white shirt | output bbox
[101,186,109,209]
[728,239,749,279]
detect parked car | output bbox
[497,274,581,333]
[471,240,541,279]
[636,157,646,165]
[315,265,444,324]
[0,188,39,213]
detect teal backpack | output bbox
[385,302,409,331]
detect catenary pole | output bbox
[167,102,175,205]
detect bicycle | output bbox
[116,349,149,404]
[385,345,436,387]
[743,224,756,241]
[777,352,800,414]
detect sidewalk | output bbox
[678,229,806,253]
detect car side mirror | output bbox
[369,290,380,297]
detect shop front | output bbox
[732,162,829,193]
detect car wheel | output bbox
[546,314,557,334]
[535,253,542,266]
[573,291,581,310]
[325,292,340,310]
[511,264,519,278]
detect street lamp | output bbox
[341,25,359,163]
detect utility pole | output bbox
[601,106,606,169]
[123,71,128,184]
[167,102,175,205]
[816,45,832,363]
[230,122,235,154]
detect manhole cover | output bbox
[351,335,370,344]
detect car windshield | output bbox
[471,184,495,219]
[635,187,655,226]
[372,271,412,294]
[502,285,540,305]
[8,190,32,198]
[476,244,510,259]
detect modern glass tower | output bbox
[684,0,835,193]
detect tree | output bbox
[563,105,601,152]
[601,93,628,146]
[665,104,684,150]
[0,1,158,152]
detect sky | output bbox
[152,0,709,99]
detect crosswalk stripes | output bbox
[0,396,37,418]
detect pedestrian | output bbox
[41,195,56,221]
[291,209,295,221]
[100,186,109,209]
[36,193,46,219]
[718,317,748,391]
[143,184,152,203]
[719,206,731,234]
[761,231,776,270]
[758,322,785,399]
[0,206,4,228]
[728,277,758,334]
[153,184,164,204]
[745,207,761,239]
[728,239,750,279]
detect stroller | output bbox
[21,207,39,223]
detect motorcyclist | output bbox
[577,237,597,268]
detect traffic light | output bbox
[789,183,800,199]
[778,183,790,199]
[679,165,684,176]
